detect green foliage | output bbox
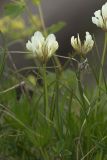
[32,0,41,5]
[47,21,66,34]
[0,0,107,160]
[4,1,25,17]
[0,64,107,160]
[5,3,25,17]
[0,32,7,79]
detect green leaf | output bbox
[4,2,25,17]
[32,0,41,5]
[47,21,66,34]
[61,69,77,91]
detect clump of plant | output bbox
[0,1,107,160]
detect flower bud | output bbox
[71,32,94,55]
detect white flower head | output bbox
[92,2,107,31]
[26,31,59,62]
[71,32,94,55]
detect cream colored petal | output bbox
[90,41,94,49]
[32,31,44,47]
[77,34,81,49]
[71,36,75,47]
[92,17,100,26]
[83,32,94,53]
[45,34,59,57]
[48,41,59,57]
[32,31,45,57]
[102,2,107,19]
[85,32,92,44]
[34,31,44,43]
[71,36,78,50]
[74,38,80,51]
[106,21,107,29]
[26,40,33,52]
[94,10,104,27]
[94,10,101,18]
[46,34,56,42]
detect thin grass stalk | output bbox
[43,63,48,116]
[76,69,91,160]
[99,32,107,93]
[37,3,47,36]
[55,68,60,130]
[40,147,49,160]
[37,3,62,72]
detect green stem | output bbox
[37,4,47,36]
[53,55,62,72]
[56,69,60,126]
[43,63,48,116]
[40,147,49,160]
[98,32,107,88]
[77,71,86,113]
[95,33,107,118]
[37,3,62,72]
[25,1,38,26]
[76,70,90,160]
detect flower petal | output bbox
[92,17,99,26]
[102,2,107,19]
[26,40,33,52]
[45,34,59,57]
[94,10,104,27]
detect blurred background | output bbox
[0,0,107,69]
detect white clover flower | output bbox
[71,32,94,55]
[92,2,107,31]
[26,31,59,62]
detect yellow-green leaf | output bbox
[4,2,25,17]
[47,21,66,34]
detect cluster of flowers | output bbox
[26,2,107,62]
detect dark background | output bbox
[0,0,107,71]
[0,0,106,54]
